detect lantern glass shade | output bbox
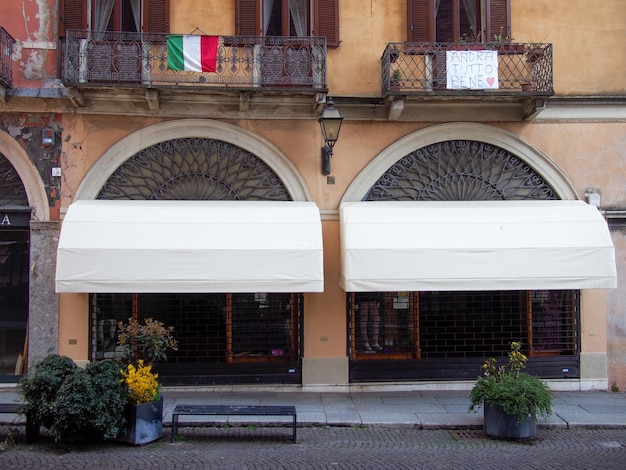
[318,100,343,148]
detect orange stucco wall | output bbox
[58,293,89,362]
[304,220,346,358]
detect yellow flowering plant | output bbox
[120,360,161,404]
[469,342,553,423]
[115,317,177,405]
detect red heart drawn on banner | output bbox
[486,77,495,87]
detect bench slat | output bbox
[173,405,295,416]
[0,404,21,413]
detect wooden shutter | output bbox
[315,0,339,47]
[144,0,170,33]
[236,0,260,36]
[407,0,434,42]
[485,0,510,42]
[59,0,86,37]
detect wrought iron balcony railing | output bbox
[382,42,553,96]
[0,27,15,88]
[62,30,327,90]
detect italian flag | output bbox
[167,35,219,72]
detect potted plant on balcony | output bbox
[390,69,402,91]
[114,317,178,445]
[469,342,552,439]
[526,45,545,63]
[491,28,523,54]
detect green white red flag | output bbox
[167,35,218,72]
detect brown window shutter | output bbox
[315,0,339,47]
[236,0,260,36]
[486,0,510,41]
[407,0,434,42]
[144,0,170,33]
[59,0,86,38]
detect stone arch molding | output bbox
[342,123,578,203]
[75,119,313,201]
[0,129,49,221]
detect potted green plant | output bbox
[390,69,402,90]
[115,317,178,445]
[469,342,552,439]
[19,355,127,443]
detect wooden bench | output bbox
[0,403,39,443]
[171,404,297,443]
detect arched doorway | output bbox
[0,129,53,378]
[80,121,315,385]
[0,154,30,377]
[342,124,593,382]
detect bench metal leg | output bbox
[292,415,297,443]
[171,414,178,443]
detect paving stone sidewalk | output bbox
[1,426,626,469]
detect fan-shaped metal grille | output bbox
[0,154,28,206]
[97,138,291,201]
[364,140,557,201]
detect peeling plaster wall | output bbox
[5,0,58,87]
[0,114,62,218]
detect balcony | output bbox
[380,42,553,121]
[0,26,15,88]
[62,30,327,91]
[382,42,552,95]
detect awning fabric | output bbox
[340,200,616,292]
[56,200,324,293]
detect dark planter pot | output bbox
[115,397,163,445]
[483,403,536,439]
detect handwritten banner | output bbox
[446,50,499,90]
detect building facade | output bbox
[0,0,624,390]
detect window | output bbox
[59,0,170,36]
[407,0,509,42]
[93,0,142,33]
[92,293,302,366]
[236,0,339,47]
[348,290,578,361]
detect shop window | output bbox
[348,290,578,361]
[91,292,302,365]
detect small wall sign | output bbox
[0,211,31,228]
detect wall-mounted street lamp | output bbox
[318,98,344,175]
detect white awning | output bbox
[340,200,617,292]
[56,200,324,293]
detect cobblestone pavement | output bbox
[0,426,625,469]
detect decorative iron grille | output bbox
[97,138,291,201]
[0,154,28,206]
[62,30,326,89]
[0,27,14,88]
[364,140,557,201]
[381,42,553,95]
[348,290,578,361]
[91,292,302,365]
